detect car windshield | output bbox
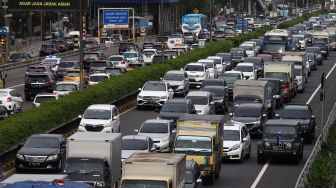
[264,72,289,82]
[186,96,208,105]
[313,43,326,50]
[140,123,168,133]
[121,180,167,188]
[10,54,25,59]
[124,53,138,59]
[34,96,56,104]
[221,55,231,61]
[202,88,224,97]
[122,139,148,150]
[143,83,166,91]
[83,109,111,119]
[175,136,212,153]
[56,84,78,91]
[236,65,253,72]
[185,170,194,184]
[225,28,235,34]
[223,130,240,141]
[163,73,184,81]
[109,56,123,61]
[234,107,261,117]
[42,59,58,64]
[205,62,214,68]
[65,159,104,174]
[90,75,108,82]
[185,65,204,71]
[91,62,107,67]
[219,75,238,84]
[240,45,253,50]
[60,62,75,68]
[161,103,188,113]
[234,96,262,104]
[294,68,302,76]
[25,137,58,148]
[265,126,296,139]
[281,108,310,119]
[27,67,47,73]
[66,71,80,77]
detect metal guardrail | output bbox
[0,35,158,72]
[295,102,336,188]
[0,90,139,172]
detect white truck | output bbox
[65,132,122,188]
[282,51,308,81]
[233,80,276,117]
[120,153,186,188]
[264,62,296,103]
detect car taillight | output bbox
[121,60,125,64]
[281,82,290,89]
[96,57,100,61]
[6,97,12,102]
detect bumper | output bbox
[137,99,167,107]
[78,126,113,133]
[15,158,60,171]
[258,149,299,158]
[24,89,53,97]
[222,148,243,160]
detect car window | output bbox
[140,123,168,133]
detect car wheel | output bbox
[239,150,244,163]
[292,155,300,165]
[257,154,266,164]
[207,174,215,185]
[136,105,142,110]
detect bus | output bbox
[277,4,290,17]
[263,29,292,59]
[181,14,208,37]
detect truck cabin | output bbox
[264,72,290,91]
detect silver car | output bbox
[162,70,189,96]
[135,119,176,152]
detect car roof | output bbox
[165,70,184,75]
[266,119,301,126]
[224,121,245,131]
[146,81,166,84]
[187,90,211,97]
[143,119,171,124]
[237,103,263,109]
[35,94,58,97]
[236,62,254,66]
[186,62,204,66]
[166,99,190,104]
[90,73,109,76]
[56,81,79,85]
[31,134,63,139]
[225,70,242,74]
[198,59,215,63]
[87,104,114,110]
[283,104,309,110]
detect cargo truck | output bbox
[64,132,122,188]
[233,80,276,118]
[173,114,226,185]
[282,51,308,83]
[264,62,296,103]
[120,153,186,188]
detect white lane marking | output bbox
[8,84,25,89]
[251,161,270,188]
[251,62,336,188]
[306,63,336,104]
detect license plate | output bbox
[29,162,40,166]
[273,146,282,150]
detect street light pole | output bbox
[210,0,212,42]
[79,0,84,91]
[161,0,165,64]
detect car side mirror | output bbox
[229,112,233,117]
[168,88,173,92]
[4,74,7,79]
[262,113,267,117]
[134,129,139,133]
[191,109,197,114]
[196,178,202,183]
[275,114,280,118]
[311,115,316,120]
[17,142,24,148]
[78,115,82,119]
[138,88,142,91]
[112,116,118,120]
[243,137,248,142]
[210,101,214,105]
[172,129,176,134]
[160,77,163,80]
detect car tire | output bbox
[136,105,142,110]
[239,151,244,163]
[25,94,31,101]
[257,154,266,164]
[292,156,300,165]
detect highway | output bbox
[3,43,336,188]
[118,52,336,188]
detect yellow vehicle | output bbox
[63,69,88,85]
[173,114,226,185]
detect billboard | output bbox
[8,0,88,11]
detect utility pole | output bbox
[3,0,9,60]
[79,0,84,91]
[210,0,212,42]
[160,0,165,63]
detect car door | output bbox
[242,126,251,153]
[112,107,120,132]
[209,95,215,114]
[11,90,23,109]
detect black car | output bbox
[0,105,8,119]
[257,119,304,164]
[201,86,229,113]
[216,53,233,70]
[278,104,316,143]
[185,160,202,188]
[244,57,264,78]
[312,42,328,59]
[56,61,80,79]
[9,53,32,63]
[258,78,284,108]
[15,134,66,172]
[24,73,56,100]
[83,52,107,71]
[230,48,247,65]
[158,99,196,123]
[231,103,267,137]
[39,44,59,57]
[306,47,323,65]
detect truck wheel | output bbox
[136,105,142,110]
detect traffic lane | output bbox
[256,54,336,188]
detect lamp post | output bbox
[161,0,165,63]
[210,0,212,42]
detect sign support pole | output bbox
[79,0,84,92]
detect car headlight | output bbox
[161,95,168,99]
[95,182,105,187]
[138,95,143,99]
[162,136,169,142]
[286,142,292,149]
[104,123,111,127]
[232,144,240,150]
[16,154,24,160]
[46,155,58,161]
[265,142,270,148]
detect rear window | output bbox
[119,43,135,51]
[90,75,109,82]
[60,62,76,68]
[84,53,99,60]
[109,56,123,61]
[27,67,47,73]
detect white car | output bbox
[223,121,251,162]
[197,59,217,78]
[142,49,157,64]
[33,94,59,108]
[235,63,256,80]
[223,70,244,80]
[53,81,80,96]
[109,55,129,69]
[135,119,176,151]
[78,104,120,133]
[239,43,256,57]
[293,34,307,50]
[121,135,153,161]
[207,56,224,76]
[184,63,209,87]
[294,65,305,92]
[185,91,215,115]
[0,89,23,113]
[88,73,110,85]
[137,81,174,109]
[41,56,61,72]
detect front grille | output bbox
[143,96,160,100]
[25,155,47,162]
[85,124,104,132]
[245,123,254,130]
